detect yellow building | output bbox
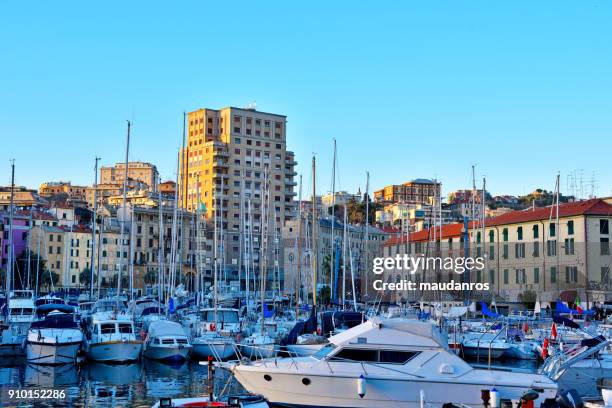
[39,182,88,200]
[179,106,297,282]
[100,162,159,192]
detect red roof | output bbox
[385,198,612,247]
[484,198,611,227]
[14,209,57,221]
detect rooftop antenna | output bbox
[245,101,257,110]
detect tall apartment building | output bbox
[180,106,297,286]
[374,179,441,205]
[100,162,159,192]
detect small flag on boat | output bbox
[523,322,529,333]
[551,322,557,340]
[542,338,549,359]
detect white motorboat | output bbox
[239,332,277,359]
[84,299,142,363]
[198,307,242,336]
[460,332,512,359]
[192,331,236,361]
[26,304,83,365]
[540,335,612,399]
[144,320,192,363]
[285,334,327,357]
[0,290,36,356]
[222,318,558,407]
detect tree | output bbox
[79,268,97,287]
[144,270,157,285]
[12,250,48,290]
[110,273,129,289]
[40,271,60,291]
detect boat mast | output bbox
[6,160,15,303]
[90,156,100,299]
[330,139,336,302]
[295,174,303,318]
[169,150,180,305]
[311,156,317,307]
[158,176,164,308]
[342,202,348,309]
[259,166,269,335]
[117,120,131,308]
[363,171,370,300]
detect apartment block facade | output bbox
[374,179,441,205]
[180,106,297,286]
[100,162,159,192]
[382,198,612,304]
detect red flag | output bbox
[523,322,529,333]
[542,338,549,360]
[551,323,558,340]
[576,305,584,314]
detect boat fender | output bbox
[357,375,366,398]
[490,387,500,408]
[556,389,583,408]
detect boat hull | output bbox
[231,368,556,408]
[26,341,81,365]
[144,344,192,362]
[192,341,235,360]
[87,340,143,363]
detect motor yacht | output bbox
[222,318,558,407]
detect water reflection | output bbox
[0,359,244,408]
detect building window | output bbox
[235,137,241,144]
[489,269,495,284]
[602,267,610,286]
[567,220,574,235]
[547,240,557,256]
[550,266,557,284]
[502,228,508,242]
[534,267,540,284]
[565,266,578,283]
[517,227,523,241]
[601,237,610,255]
[601,220,610,235]
[503,269,509,285]
[533,241,540,257]
[549,223,556,237]
[564,238,575,255]
[533,225,539,239]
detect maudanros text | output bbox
[371,255,489,292]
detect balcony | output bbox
[284,179,297,186]
[285,158,297,165]
[213,149,229,158]
[213,160,228,168]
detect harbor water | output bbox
[0,358,245,407]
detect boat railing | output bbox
[539,339,610,380]
[487,323,507,368]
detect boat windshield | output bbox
[312,344,337,360]
[201,310,239,323]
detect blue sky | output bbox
[1,1,611,199]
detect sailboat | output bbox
[26,303,83,365]
[192,192,236,361]
[240,167,277,359]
